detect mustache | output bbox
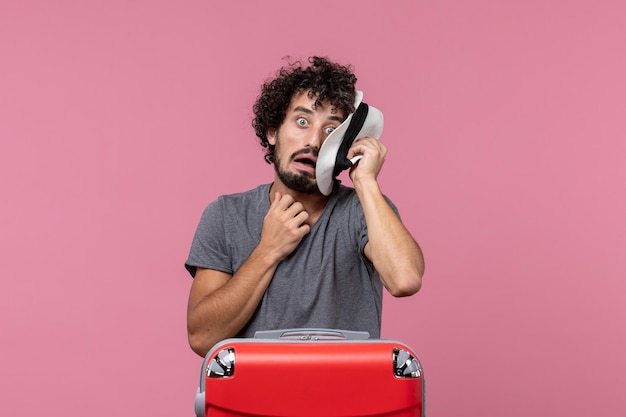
[290,148,319,161]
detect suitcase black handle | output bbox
[253,328,370,340]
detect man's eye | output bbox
[297,117,308,126]
[325,126,336,134]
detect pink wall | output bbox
[1,1,625,415]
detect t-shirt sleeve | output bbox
[184,198,233,278]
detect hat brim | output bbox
[316,93,384,195]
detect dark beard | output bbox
[274,162,318,194]
[273,137,319,194]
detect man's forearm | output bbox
[187,249,280,356]
[355,178,424,296]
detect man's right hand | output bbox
[259,192,311,262]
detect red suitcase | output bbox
[194,329,425,417]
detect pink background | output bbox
[2,1,625,415]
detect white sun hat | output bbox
[315,91,384,195]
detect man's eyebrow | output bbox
[292,106,314,115]
[292,106,346,123]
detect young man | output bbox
[185,57,424,357]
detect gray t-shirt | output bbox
[185,183,396,338]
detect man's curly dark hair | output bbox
[252,56,357,164]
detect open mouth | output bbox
[294,156,316,168]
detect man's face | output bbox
[268,91,346,194]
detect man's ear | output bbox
[267,129,277,145]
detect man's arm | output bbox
[186,192,310,357]
[187,256,277,357]
[348,138,425,297]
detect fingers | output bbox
[347,138,386,162]
[262,192,310,260]
[347,138,387,181]
[271,192,309,224]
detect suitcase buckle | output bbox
[393,347,423,378]
[207,347,236,378]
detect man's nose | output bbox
[306,127,324,150]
